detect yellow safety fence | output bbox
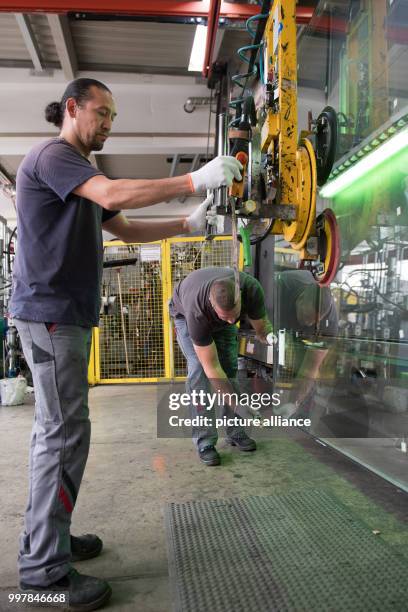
[88,236,242,384]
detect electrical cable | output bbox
[238,217,274,245]
[229,1,270,126]
[6,226,17,275]
[372,286,407,313]
[345,269,407,313]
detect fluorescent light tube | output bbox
[188,25,207,72]
[320,126,408,198]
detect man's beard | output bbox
[90,140,104,152]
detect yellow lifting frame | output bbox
[262,0,298,207]
[260,0,318,250]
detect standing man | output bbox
[9,77,242,610]
[170,266,273,466]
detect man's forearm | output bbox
[297,348,328,380]
[294,348,328,403]
[107,175,193,210]
[123,218,188,242]
[203,365,240,411]
[261,316,274,337]
[250,315,274,342]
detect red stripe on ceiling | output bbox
[0,0,314,22]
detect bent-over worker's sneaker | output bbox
[71,534,103,562]
[198,445,221,466]
[20,568,112,611]
[226,432,257,452]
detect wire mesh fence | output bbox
[169,239,236,377]
[94,237,235,383]
[98,243,164,381]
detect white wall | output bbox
[0,68,212,136]
[0,72,326,227]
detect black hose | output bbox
[6,226,17,275]
[237,218,274,246]
[246,0,272,76]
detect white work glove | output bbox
[190,156,243,192]
[274,403,298,418]
[186,194,216,232]
[256,331,278,345]
[266,332,278,345]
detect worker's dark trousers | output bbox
[14,320,92,587]
[173,316,244,450]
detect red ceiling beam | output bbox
[296,6,314,26]
[203,0,221,78]
[0,1,256,18]
[0,0,314,22]
[309,15,347,35]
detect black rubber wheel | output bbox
[315,106,338,186]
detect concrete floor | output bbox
[0,384,407,612]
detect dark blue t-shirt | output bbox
[170,267,266,346]
[10,138,118,327]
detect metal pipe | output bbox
[215,112,227,157]
[116,270,130,375]
[214,111,227,210]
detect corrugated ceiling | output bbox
[0,13,30,62]
[71,20,196,72]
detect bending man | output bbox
[170,266,273,466]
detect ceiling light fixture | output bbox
[188,25,208,72]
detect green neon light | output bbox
[320,125,408,198]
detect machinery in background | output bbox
[205,0,408,461]
[0,214,32,383]
[339,0,389,152]
[1,215,13,378]
[3,323,30,382]
[0,216,14,321]
[209,0,341,288]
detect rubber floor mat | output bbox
[165,489,408,612]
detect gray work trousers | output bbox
[14,320,92,587]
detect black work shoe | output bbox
[226,432,257,452]
[198,445,221,466]
[71,534,103,562]
[20,568,112,611]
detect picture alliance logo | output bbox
[167,413,312,430]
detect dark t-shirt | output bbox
[170,267,266,346]
[9,138,118,327]
[278,270,338,335]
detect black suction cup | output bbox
[315,106,338,186]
